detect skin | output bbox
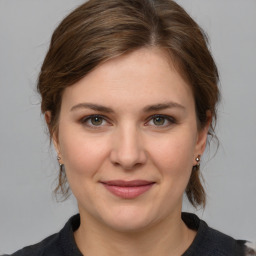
[48,47,210,256]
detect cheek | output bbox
[58,127,110,182]
[149,131,196,183]
[58,132,112,202]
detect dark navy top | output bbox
[4,213,255,256]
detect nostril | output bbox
[112,161,144,171]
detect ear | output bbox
[45,111,61,154]
[194,111,212,161]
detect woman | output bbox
[4,0,255,255]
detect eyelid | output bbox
[80,114,111,128]
[80,114,176,129]
[145,114,177,127]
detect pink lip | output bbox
[101,180,155,199]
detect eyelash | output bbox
[80,114,177,129]
[146,114,177,127]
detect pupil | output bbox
[154,117,164,125]
[92,117,102,125]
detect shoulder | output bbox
[3,233,62,256]
[182,212,256,256]
[1,232,60,256]
[3,214,82,256]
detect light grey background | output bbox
[0,0,255,254]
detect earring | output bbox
[195,155,201,168]
[57,155,65,172]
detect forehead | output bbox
[61,47,195,113]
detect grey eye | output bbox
[153,116,166,126]
[90,116,104,126]
[147,114,176,128]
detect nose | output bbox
[109,124,147,170]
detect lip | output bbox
[101,180,155,199]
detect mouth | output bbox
[100,180,156,199]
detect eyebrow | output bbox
[70,103,114,113]
[143,102,185,112]
[70,102,185,113]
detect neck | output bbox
[74,210,196,256]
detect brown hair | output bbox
[38,0,219,207]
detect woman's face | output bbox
[53,47,209,232]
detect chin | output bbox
[97,204,159,233]
[104,217,154,233]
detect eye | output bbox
[81,115,108,128]
[147,115,176,127]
